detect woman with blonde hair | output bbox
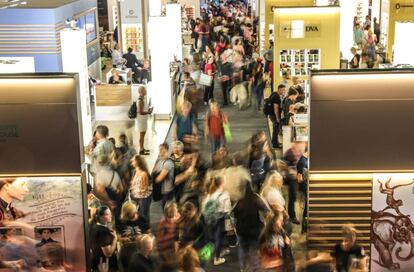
[135,86,153,155]
[117,201,147,240]
[260,171,285,213]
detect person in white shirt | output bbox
[111,43,123,68]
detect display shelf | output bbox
[122,24,144,53]
[279,49,320,76]
[184,6,195,20]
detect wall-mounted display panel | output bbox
[310,70,414,172]
[0,176,87,271]
[0,74,82,175]
[279,49,320,76]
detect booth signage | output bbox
[280,21,321,38]
[120,0,141,24]
[371,173,414,271]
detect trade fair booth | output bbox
[119,0,147,59]
[309,69,414,271]
[261,0,313,53]
[0,0,100,78]
[272,6,341,85]
[0,74,89,271]
[271,6,340,151]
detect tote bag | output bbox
[199,73,213,86]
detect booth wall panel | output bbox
[0,75,81,175]
[264,0,313,49]
[308,176,372,254]
[273,7,340,87]
[310,71,414,172]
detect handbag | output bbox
[223,123,232,143]
[128,101,137,119]
[199,73,213,86]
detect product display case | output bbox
[122,24,144,56]
[279,49,320,76]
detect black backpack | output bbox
[128,101,137,119]
[263,92,276,116]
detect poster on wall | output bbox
[371,173,414,271]
[279,49,320,76]
[85,11,97,43]
[0,176,86,271]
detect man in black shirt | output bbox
[233,182,270,271]
[219,55,233,105]
[127,234,156,272]
[269,84,286,148]
[122,47,142,83]
[332,226,365,272]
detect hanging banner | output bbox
[371,173,414,271]
[0,176,87,271]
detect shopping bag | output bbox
[223,123,232,143]
[199,73,213,86]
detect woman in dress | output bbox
[130,154,152,226]
[135,86,153,155]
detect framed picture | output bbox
[300,55,305,62]
[281,55,286,63]
[308,55,314,62]
[295,54,299,62]
[287,55,291,62]
[35,226,65,269]
[314,54,319,62]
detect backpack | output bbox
[263,92,276,116]
[128,101,137,119]
[202,193,224,226]
[250,156,267,185]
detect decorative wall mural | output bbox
[371,174,414,271]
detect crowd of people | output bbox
[351,14,382,69]
[83,1,371,272]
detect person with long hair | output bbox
[130,155,152,226]
[90,206,118,272]
[178,202,203,249]
[203,56,216,104]
[202,176,231,265]
[259,212,291,271]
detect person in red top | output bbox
[203,56,216,104]
[204,99,229,154]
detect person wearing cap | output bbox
[36,228,59,247]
